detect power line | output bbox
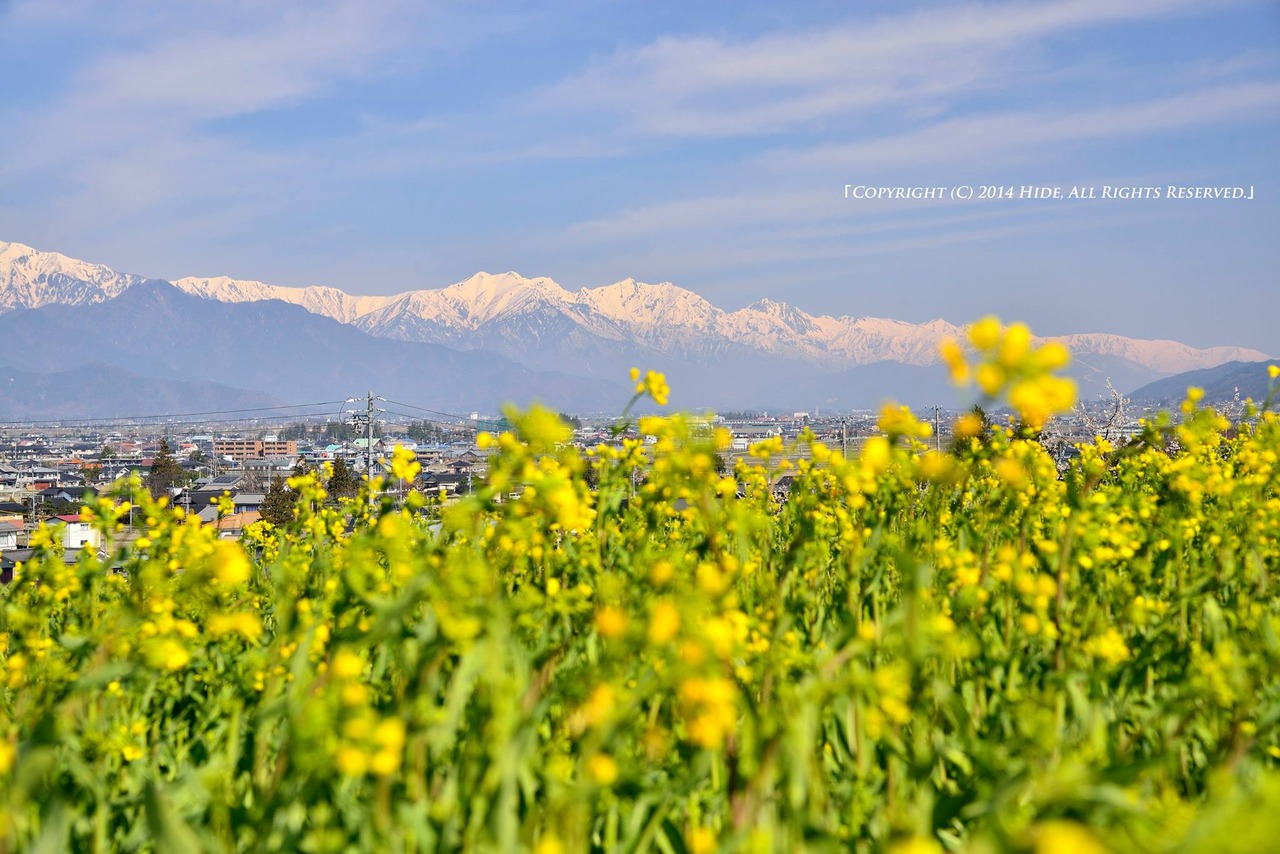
[4,396,501,434]
[379,407,478,428]
[381,399,476,422]
[0,414,343,434]
[383,400,512,432]
[8,413,339,432]
[0,400,349,428]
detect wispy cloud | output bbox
[536,0,1228,138]
[74,4,400,120]
[0,0,420,240]
[553,79,1278,253]
[770,81,1280,170]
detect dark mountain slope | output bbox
[0,282,624,413]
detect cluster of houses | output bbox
[0,410,897,584]
[0,430,493,577]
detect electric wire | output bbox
[0,400,349,428]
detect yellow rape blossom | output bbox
[389,444,422,482]
[888,838,944,854]
[648,602,680,644]
[595,606,628,639]
[939,338,970,384]
[1031,821,1106,854]
[586,753,619,786]
[635,370,670,406]
[209,540,251,587]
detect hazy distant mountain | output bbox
[778,361,963,412]
[0,282,623,413]
[1060,351,1165,400]
[0,362,281,420]
[1129,360,1278,405]
[1,239,1272,409]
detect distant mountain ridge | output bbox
[0,239,1272,409]
[1129,360,1278,405]
[174,274,395,324]
[0,282,623,413]
[0,362,282,420]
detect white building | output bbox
[0,521,18,551]
[54,514,102,550]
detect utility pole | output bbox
[366,391,376,504]
[346,392,383,506]
[366,391,373,481]
[934,406,942,452]
[841,419,849,457]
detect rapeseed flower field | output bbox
[2,319,1279,852]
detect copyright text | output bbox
[843,184,1256,201]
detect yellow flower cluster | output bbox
[336,716,406,777]
[678,676,737,750]
[1085,627,1132,666]
[942,316,1076,429]
[631,367,670,406]
[389,444,422,482]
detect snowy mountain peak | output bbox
[743,297,800,317]
[445,271,567,299]
[0,240,37,259]
[1051,333,1268,373]
[0,240,151,312]
[434,271,573,324]
[582,278,723,326]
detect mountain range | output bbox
[177,267,1267,390]
[0,362,284,420]
[0,282,621,416]
[1129,361,1278,406]
[0,239,1272,416]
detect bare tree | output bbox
[1078,379,1131,444]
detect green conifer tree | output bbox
[147,439,186,498]
[327,457,360,499]
[260,476,297,526]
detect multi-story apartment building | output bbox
[213,439,298,463]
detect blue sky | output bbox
[1,0,1277,351]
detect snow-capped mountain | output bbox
[0,240,155,312]
[172,275,395,324]
[1052,333,1263,374]
[0,239,1270,402]
[351,274,1269,379]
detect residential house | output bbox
[231,493,265,514]
[2,547,85,585]
[53,514,102,550]
[0,521,18,551]
[38,485,97,508]
[195,507,260,539]
[421,471,474,496]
